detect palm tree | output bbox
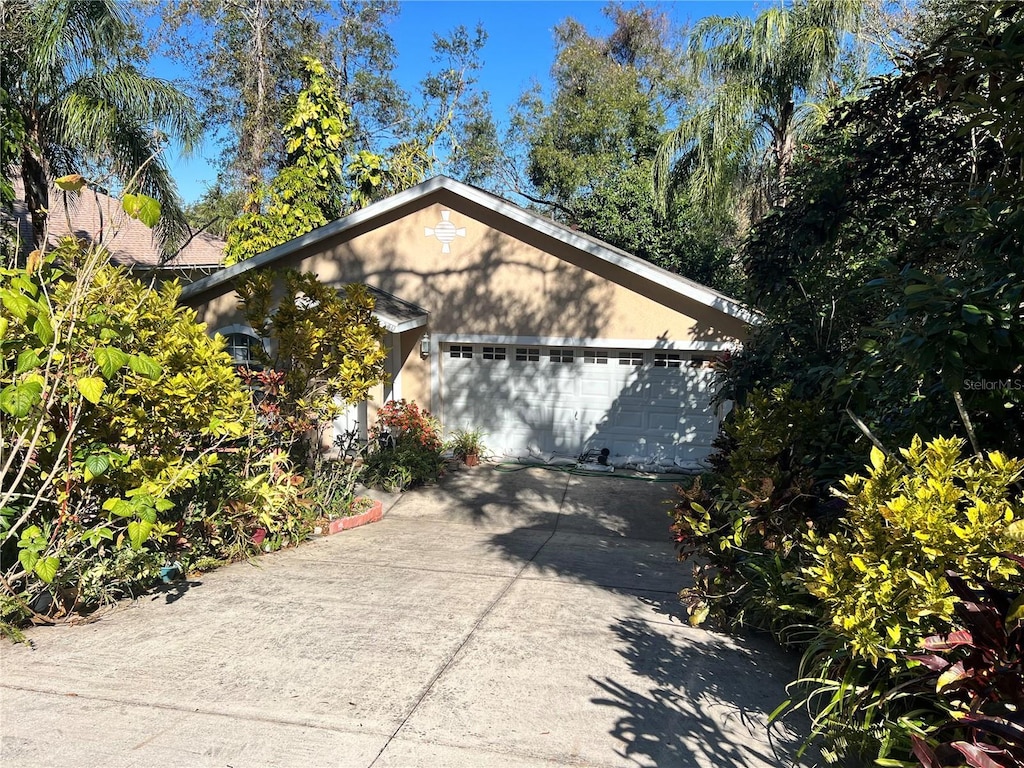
[654,0,862,224]
[1,0,199,253]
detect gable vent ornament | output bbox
[425,210,466,253]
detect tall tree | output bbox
[506,4,738,292]
[348,23,489,206]
[1,0,199,251]
[654,0,863,224]
[159,0,332,191]
[332,0,407,150]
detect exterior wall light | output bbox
[419,333,431,358]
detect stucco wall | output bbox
[187,192,748,344]
[184,190,750,433]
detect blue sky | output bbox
[161,1,761,204]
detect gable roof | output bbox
[9,177,225,272]
[180,175,756,324]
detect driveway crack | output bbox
[366,472,572,767]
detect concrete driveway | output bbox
[1,465,804,767]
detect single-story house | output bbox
[9,178,225,279]
[180,176,755,467]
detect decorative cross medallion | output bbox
[424,210,466,253]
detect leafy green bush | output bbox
[1,240,257,619]
[780,438,1024,766]
[362,400,444,491]
[1,234,329,630]
[671,386,828,632]
[805,436,1024,664]
[237,269,387,464]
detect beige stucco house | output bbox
[180,176,754,466]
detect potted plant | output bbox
[447,428,486,467]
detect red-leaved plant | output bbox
[908,555,1024,768]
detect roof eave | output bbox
[376,314,428,334]
[179,176,757,325]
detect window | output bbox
[449,345,473,359]
[482,346,507,360]
[618,350,644,366]
[654,352,682,368]
[584,349,609,364]
[515,347,540,362]
[690,354,715,368]
[225,332,262,368]
[549,348,574,363]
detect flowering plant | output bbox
[363,400,444,491]
[370,399,442,451]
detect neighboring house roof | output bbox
[180,175,757,324]
[9,177,225,272]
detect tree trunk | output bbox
[240,0,272,212]
[21,148,49,250]
[772,99,797,205]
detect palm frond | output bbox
[657,0,865,223]
[11,0,198,253]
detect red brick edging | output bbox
[327,499,384,535]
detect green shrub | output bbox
[671,386,828,632]
[804,436,1024,664]
[237,269,387,464]
[362,400,444,491]
[1,242,257,620]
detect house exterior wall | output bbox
[183,190,749,427]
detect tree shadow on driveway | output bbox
[477,471,808,768]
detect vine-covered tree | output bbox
[225,57,352,265]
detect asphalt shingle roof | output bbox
[9,178,224,271]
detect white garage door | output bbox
[440,343,719,463]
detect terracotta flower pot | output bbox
[463,453,480,467]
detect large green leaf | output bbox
[34,556,60,584]
[127,519,153,550]
[128,353,162,379]
[83,454,111,481]
[0,289,31,320]
[0,380,43,417]
[32,313,53,345]
[76,376,106,404]
[122,193,161,228]
[15,349,42,374]
[94,347,130,379]
[18,548,39,574]
[102,498,133,518]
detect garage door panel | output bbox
[645,408,687,432]
[441,343,720,461]
[606,406,644,430]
